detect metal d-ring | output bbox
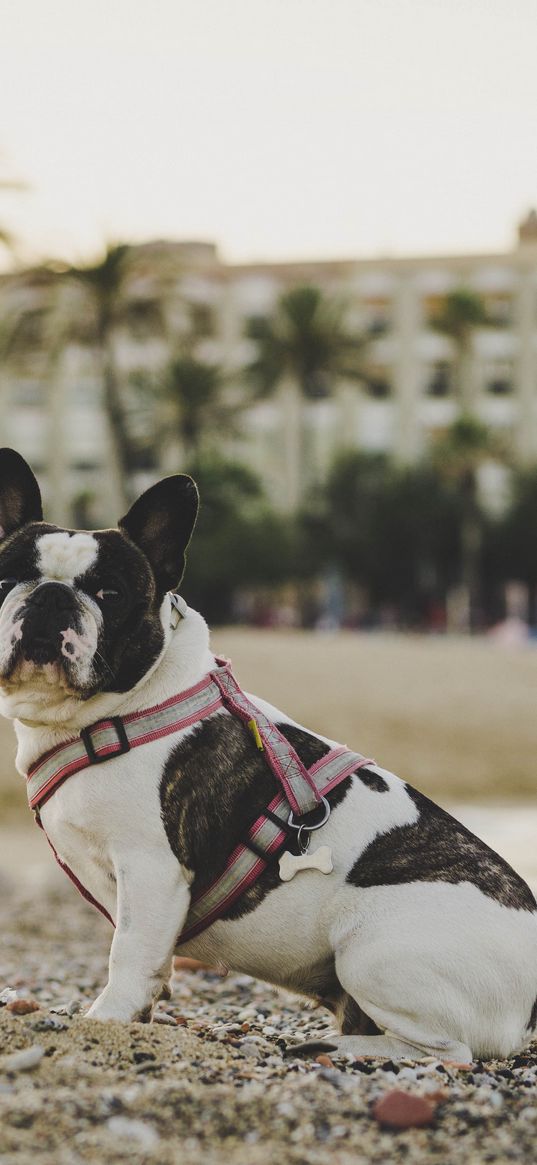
[287,795,331,834]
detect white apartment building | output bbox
[0,214,536,523]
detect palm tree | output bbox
[160,356,234,468]
[245,285,366,509]
[70,245,134,507]
[430,289,499,630]
[433,416,506,631]
[431,288,488,411]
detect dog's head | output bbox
[0,449,198,720]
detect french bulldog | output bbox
[0,447,536,1063]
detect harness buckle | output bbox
[80,716,131,765]
[287,795,331,856]
[287,795,331,834]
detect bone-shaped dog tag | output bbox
[279,845,333,882]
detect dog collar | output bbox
[27,659,373,941]
[169,592,187,628]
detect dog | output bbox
[0,446,536,1064]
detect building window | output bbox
[485,361,513,395]
[190,302,215,338]
[487,377,512,395]
[366,372,391,398]
[485,296,512,327]
[125,299,164,341]
[367,317,389,336]
[427,362,451,397]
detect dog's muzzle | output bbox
[20,581,79,666]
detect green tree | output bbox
[431,288,488,411]
[245,285,366,508]
[487,468,537,621]
[70,244,142,506]
[432,415,506,630]
[181,458,294,622]
[161,356,233,465]
[301,451,460,623]
[430,290,505,628]
[73,245,131,489]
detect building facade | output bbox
[0,215,536,524]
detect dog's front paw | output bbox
[84,989,153,1024]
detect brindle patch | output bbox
[358,768,389,793]
[159,716,378,930]
[347,785,537,912]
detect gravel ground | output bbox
[1,865,537,1165]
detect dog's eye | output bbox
[95,587,121,603]
[0,578,18,601]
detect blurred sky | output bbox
[0,0,536,266]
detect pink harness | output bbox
[27,659,373,942]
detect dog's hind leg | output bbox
[288,946,473,1063]
[286,1031,472,1061]
[335,991,382,1035]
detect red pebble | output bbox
[316,1054,336,1069]
[6,999,40,1015]
[373,1089,437,1130]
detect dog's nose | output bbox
[21,582,77,665]
[31,582,74,613]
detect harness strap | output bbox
[211,665,321,816]
[178,745,372,945]
[26,656,375,942]
[27,671,225,811]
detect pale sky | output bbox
[1,0,536,267]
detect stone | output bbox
[6,998,40,1015]
[106,1116,159,1150]
[51,998,82,1016]
[373,1089,437,1129]
[3,1045,46,1073]
[0,988,18,1006]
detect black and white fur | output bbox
[0,448,536,1063]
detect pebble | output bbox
[31,1015,67,1032]
[373,1089,438,1129]
[51,999,83,1016]
[6,997,40,1015]
[153,1011,178,1026]
[3,1045,46,1073]
[240,1039,265,1061]
[2,886,537,1164]
[106,1116,159,1150]
[0,988,19,1006]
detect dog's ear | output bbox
[0,448,43,541]
[119,474,199,593]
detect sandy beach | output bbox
[1,629,537,1163]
